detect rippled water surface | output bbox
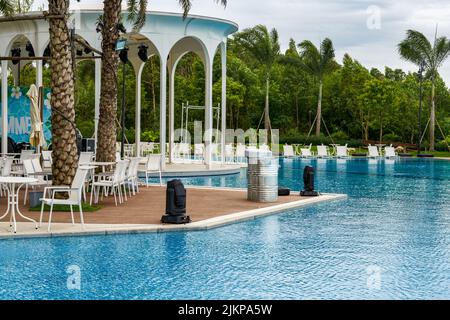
[0,158,449,299]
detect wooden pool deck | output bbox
[0,186,346,240]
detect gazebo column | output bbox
[36,60,43,88]
[160,58,167,169]
[135,65,144,157]
[204,62,213,168]
[1,61,9,155]
[168,67,175,164]
[220,42,227,164]
[94,59,101,149]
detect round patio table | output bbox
[0,176,38,233]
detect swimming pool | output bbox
[0,158,449,299]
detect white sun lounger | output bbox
[283,145,295,157]
[368,145,380,158]
[300,148,313,158]
[336,145,349,158]
[384,146,397,158]
[317,145,330,158]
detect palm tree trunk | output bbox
[430,82,436,151]
[48,0,78,185]
[264,76,270,132]
[96,0,121,162]
[316,80,323,137]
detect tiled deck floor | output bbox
[1,187,301,225]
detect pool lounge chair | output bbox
[384,145,398,158]
[317,145,330,158]
[300,144,314,158]
[368,145,380,158]
[283,145,295,158]
[335,145,349,158]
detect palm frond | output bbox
[398,29,433,68]
[179,0,227,18]
[127,0,148,31]
[0,0,14,15]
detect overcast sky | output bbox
[33,0,450,84]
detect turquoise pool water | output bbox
[0,158,449,299]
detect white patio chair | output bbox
[368,145,380,158]
[39,167,90,232]
[116,152,122,162]
[126,157,141,196]
[224,144,235,163]
[138,154,163,187]
[317,145,330,158]
[283,145,295,158]
[1,157,14,177]
[300,144,314,158]
[235,144,246,163]
[79,152,94,165]
[23,159,51,205]
[91,160,128,206]
[42,151,52,170]
[336,145,349,158]
[194,144,205,161]
[384,145,397,158]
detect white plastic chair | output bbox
[91,161,128,206]
[126,157,141,196]
[224,144,235,163]
[384,146,397,158]
[235,144,246,163]
[39,167,90,231]
[317,145,330,158]
[79,152,94,165]
[138,154,163,187]
[194,144,204,161]
[368,145,380,158]
[283,145,295,157]
[336,145,349,158]
[42,151,52,170]
[23,159,51,205]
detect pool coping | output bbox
[0,191,347,241]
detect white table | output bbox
[0,177,39,233]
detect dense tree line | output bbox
[69,25,450,151]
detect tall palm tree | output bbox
[178,0,227,17]
[96,0,149,163]
[47,0,78,185]
[298,38,336,137]
[398,29,450,151]
[234,25,280,131]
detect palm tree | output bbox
[297,38,336,137]
[398,29,450,151]
[234,25,280,132]
[96,0,149,163]
[47,0,78,185]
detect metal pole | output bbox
[121,62,126,159]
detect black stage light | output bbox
[11,48,21,65]
[138,44,149,62]
[119,47,129,64]
[300,166,319,197]
[25,42,35,57]
[161,179,191,224]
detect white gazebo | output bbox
[0,10,238,169]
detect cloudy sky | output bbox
[33,0,450,84]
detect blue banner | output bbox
[0,86,52,146]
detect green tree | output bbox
[398,29,450,150]
[0,0,14,15]
[234,25,280,132]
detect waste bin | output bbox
[246,148,278,203]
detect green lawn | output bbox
[29,203,103,212]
